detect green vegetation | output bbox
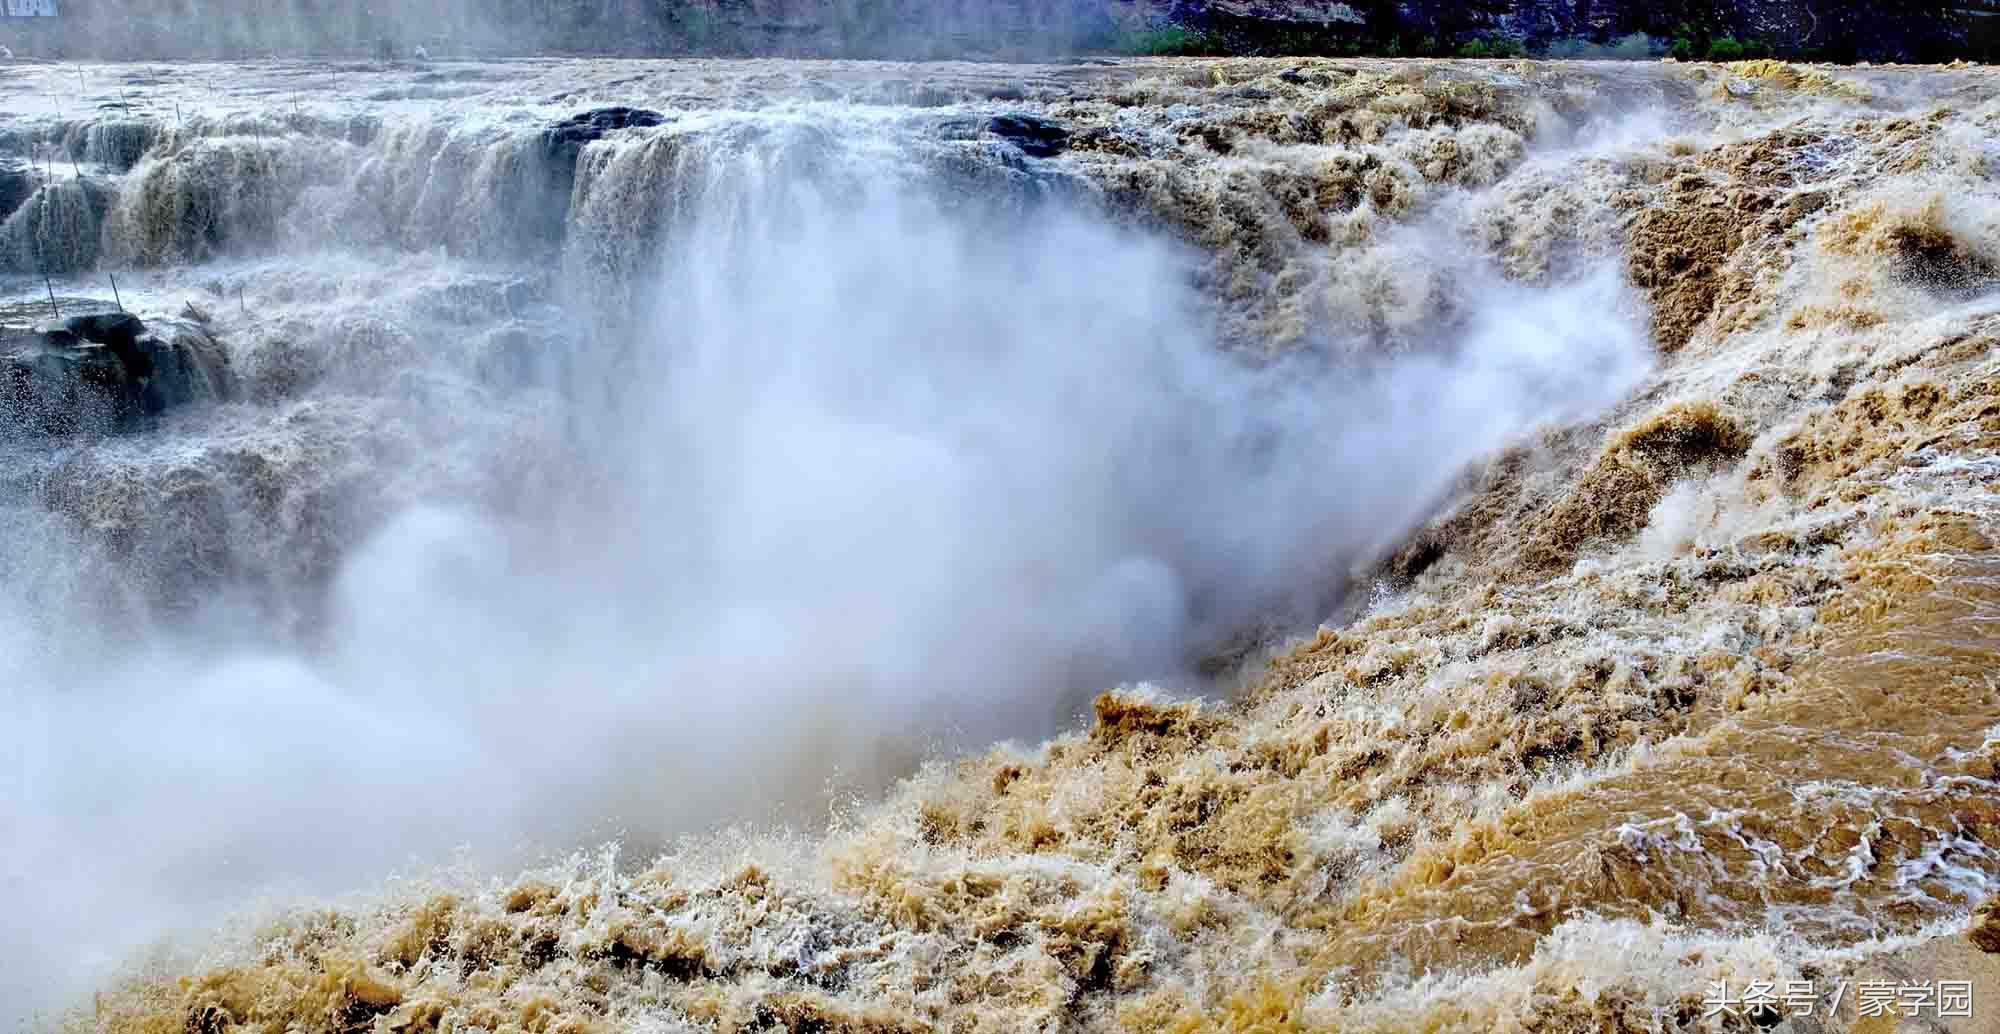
[1457,37,1526,59]
[1665,32,1775,62]
[1112,25,1216,57]
[1705,36,1745,61]
[1661,18,1778,63]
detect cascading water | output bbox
[2,56,1997,1034]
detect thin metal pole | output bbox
[43,272,61,321]
[108,272,123,312]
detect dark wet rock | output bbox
[0,162,34,222]
[930,140,1089,213]
[542,107,669,167]
[64,311,146,352]
[2,311,234,434]
[1890,222,2000,298]
[986,114,1069,158]
[518,107,672,255]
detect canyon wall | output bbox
[0,1,1977,67]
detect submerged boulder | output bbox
[542,107,669,167]
[508,107,672,257]
[985,114,1069,158]
[0,162,33,223]
[64,311,145,352]
[1,311,233,435]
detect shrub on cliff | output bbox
[1459,37,1526,59]
[1115,26,1215,57]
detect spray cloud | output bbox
[0,101,1652,1026]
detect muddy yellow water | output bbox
[59,57,2000,1034]
[1330,530,2000,983]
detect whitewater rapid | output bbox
[2,56,1997,1033]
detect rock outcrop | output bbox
[984,113,1071,158]
[0,162,34,224]
[541,107,670,168]
[1123,0,1966,61]
[3,0,1976,63]
[1,311,234,435]
[604,0,1968,61]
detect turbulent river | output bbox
[1,55,1998,1033]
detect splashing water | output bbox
[0,57,1996,1033]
